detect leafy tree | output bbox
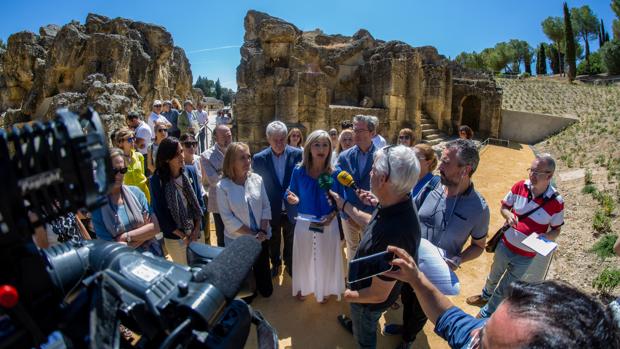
[600,19,609,47]
[571,5,599,65]
[0,38,5,50]
[455,51,487,70]
[600,40,620,74]
[536,43,548,75]
[542,16,565,74]
[564,2,577,81]
[613,0,620,39]
[508,39,533,75]
[577,51,605,75]
[220,88,235,106]
[215,78,222,100]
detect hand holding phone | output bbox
[348,250,395,284]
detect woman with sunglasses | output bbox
[180,133,206,198]
[147,120,171,174]
[114,127,151,203]
[149,137,205,265]
[398,128,416,147]
[286,127,304,150]
[91,148,163,256]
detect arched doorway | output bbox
[460,96,481,132]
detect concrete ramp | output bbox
[500,109,578,144]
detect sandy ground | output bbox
[201,144,534,349]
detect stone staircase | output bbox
[420,114,450,146]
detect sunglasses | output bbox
[399,135,411,140]
[158,128,168,133]
[183,141,198,148]
[124,137,135,143]
[384,145,396,181]
[113,167,128,175]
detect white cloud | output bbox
[188,45,240,54]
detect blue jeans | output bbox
[479,240,534,318]
[350,303,385,349]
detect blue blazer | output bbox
[149,165,206,239]
[336,143,377,214]
[252,145,303,226]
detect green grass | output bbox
[593,209,612,234]
[582,184,597,194]
[590,234,619,259]
[592,267,620,294]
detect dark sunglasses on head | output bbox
[113,167,128,175]
[183,141,198,148]
[158,128,168,133]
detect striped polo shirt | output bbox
[501,180,564,257]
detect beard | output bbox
[440,171,459,187]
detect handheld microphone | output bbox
[337,171,358,191]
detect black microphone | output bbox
[193,235,261,300]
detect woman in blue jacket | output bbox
[150,137,205,265]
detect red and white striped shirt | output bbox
[501,180,564,257]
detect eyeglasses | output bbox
[158,128,168,133]
[353,128,370,134]
[113,167,128,175]
[399,135,411,140]
[383,145,396,181]
[527,168,551,177]
[183,141,198,148]
[329,132,338,136]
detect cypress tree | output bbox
[600,19,606,47]
[564,2,577,81]
[537,43,548,75]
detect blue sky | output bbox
[0,1,616,90]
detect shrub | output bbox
[577,52,605,75]
[582,184,597,194]
[600,40,620,75]
[590,234,619,259]
[592,267,620,294]
[584,168,593,185]
[593,209,612,233]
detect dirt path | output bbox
[236,144,536,349]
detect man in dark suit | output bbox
[253,121,303,278]
[337,114,378,261]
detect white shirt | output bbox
[134,121,152,155]
[147,112,168,134]
[372,134,387,149]
[216,173,272,240]
[196,110,208,126]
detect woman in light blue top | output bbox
[286,130,346,303]
[411,143,440,202]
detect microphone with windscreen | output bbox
[337,170,359,191]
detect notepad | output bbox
[522,233,558,256]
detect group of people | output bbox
[34,101,620,348]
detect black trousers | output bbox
[269,213,294,274]
[401,283,428,342]
[254,240,273,297]
[212,213,226,248]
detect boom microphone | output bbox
[337,171,358,191]
[194,235,262,300]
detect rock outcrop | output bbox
[235,10,502,150]
[0,13,201,131]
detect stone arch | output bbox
[460,95,481,132]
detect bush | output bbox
[582,184,597,194]
[593,209,612,233]
[590,234,619,259]
[577,52,605,75]
[600,40,620,75]
[592,267,620,294]
[584,168,593,185]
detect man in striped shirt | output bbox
[466,153,564,318]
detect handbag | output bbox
[485,192,558,253]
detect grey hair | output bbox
[353,115,378,132]
[536,153,556,173]
[445,139,480,176]
[373,145,420,196]
[266,121,288,139]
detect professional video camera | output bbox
[0,108,277,348]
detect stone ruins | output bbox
[0,14,202,131]
[234,11,502,150]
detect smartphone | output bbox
[348,250,395,284]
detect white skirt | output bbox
[292,214,345,301]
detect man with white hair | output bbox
[467,153,564,319]
[331,145,422,349]
[253,121,303,278]
[147,100,168,134]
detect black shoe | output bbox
[337,314,353,334]
[271,265,281,278]
[394,341,413,349]
[383,323,403,336]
